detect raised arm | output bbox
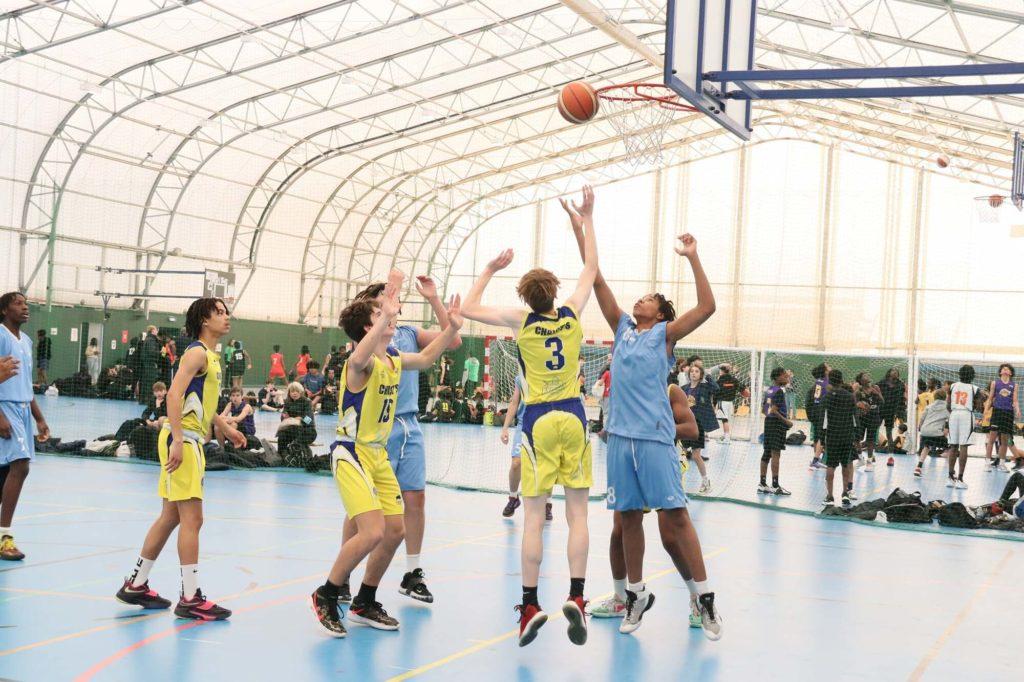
[414,275,462,350]
[665,234,716,345]
[562,185,599,314]
[460,250,524,329]
[669,383,699,441]
[563,193,622,331]
[403,295,465,371]
[348,270,404,383]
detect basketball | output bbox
[936,154,949,168]
[989,194,1004,208]
[557,82,599,124]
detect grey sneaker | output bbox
[618,588,654,634]
[698,592,722,640]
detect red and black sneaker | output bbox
[515,603,547,647]
[502,496,521,518]
[561,596,588,645]
[174,590,232,621]
[115,579,172,610]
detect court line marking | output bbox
[907,548,1013,681]
[385,546,728,682]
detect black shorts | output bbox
[763,419,788,454]
[860,417,880,444]
[991,408,1015,435]
[919,435,948,450]
[824,442,854,467]
[682,424,706,450]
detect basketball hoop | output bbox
[596,83,696,165]
[973,194,1018,223]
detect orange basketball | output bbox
[936,154,949,168]
[557,82,599,124]
[989,194,1004,208]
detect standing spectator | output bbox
[714,363,740,445]
[35,329,51,386]
[327,344,346,377]
[301,361,326,411]
[85,337,101,386]
[125,334,142,399]
[293,345,311,380]
[682,364,717,493]
[947,365,980,488]
[464,354,481,394]
[984,363,1019,472]
[783,369,797,424]
[268,344,286,385]
[675,357,688,386]
[854,372,884,471]
[156,334,172,385]
[822,370,857,507]
[878,367,906,453]
[438,354,453,389]
[162,335,177,383]
[759,367,792,496]
[138,326,161,405]
[229,341,251,390]
[915,388,949,477]
[806,363,830,469]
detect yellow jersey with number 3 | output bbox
[180,341,222,438]
[337,347,402,448]
[517,305,582,405]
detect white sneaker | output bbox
[946,477,957,488]
[864,462,875,472]
[688,597,702,628]
[1000,463,1013,473]
[698,478,711,494]
[588,594,626,618]
[723,436,731,445]
[697,592,722,641]
[757,483,771,494]
[619,589,654,634]
[955,479,969,489]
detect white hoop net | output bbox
[598,84,691,166]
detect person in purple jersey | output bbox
[807,363,830,470]
[0,293,50,561]
[984,364,1020,473]
[759,367,792,496]
[331,275,462,605]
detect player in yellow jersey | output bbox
[115,297,246,620]
[311,270,463,638]
[461,186,598,648]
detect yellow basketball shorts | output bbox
[331,441,404,518]
[157,429,205,502]
[521,398,593,496]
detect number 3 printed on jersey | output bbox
[545,337,565,371]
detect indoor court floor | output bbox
[0,398,1021,681]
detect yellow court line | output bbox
[0,587,113,602]
[907,548,1014,681]
[386,546,728,682]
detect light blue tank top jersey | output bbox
[389,324,421,416]
[0,325,34,403]
[607,314,674,445]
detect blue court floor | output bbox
[0,454,1021,681]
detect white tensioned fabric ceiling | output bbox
[1,0,1022,322]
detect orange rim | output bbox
[595,82,696,112]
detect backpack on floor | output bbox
[785,430,807,446]
[884,504,932,524]
[884,488,923,509]
[936,502,979,529]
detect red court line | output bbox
[74,594,304,682]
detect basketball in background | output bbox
[557,82,599,124]
[936,154,949,168]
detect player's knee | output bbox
[8,459,29,478]
[510,458,521,472]
[761,452,772,464]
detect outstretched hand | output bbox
[445,294,464,331]
[674,233,698,258]
[559,197,583,231]
[486,249,514,273]
[382,269,404,318]
[571,184,594,218]
[415,275,438,300]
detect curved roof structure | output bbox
[1,0,1021,322]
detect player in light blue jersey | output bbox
[564,201,722,639]
[0,292,50,561]
[332,275,461,605]
[500,373,528,517]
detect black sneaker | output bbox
[841,493,851,507]
[772,485,791,496]
[545,503,553,521]
[399,568,434,603]
[311,588,346,637]
[174,590,231,621]
[115,579,172,609]
[337,581,352,605]
[502,496,521,518]
[823,495,834,507]
[350,600,399,630]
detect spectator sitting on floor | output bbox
[219,387,256,450]
[320,368,339,415]
[431,386,455,423]
[258,381,283,411]
[300,361,326,411]
[467,387,486,424]
[110,381,167,459]
[277,382,315,458]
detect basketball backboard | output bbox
[664,0,756,140]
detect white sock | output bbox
[694,580,709,596]
[627,580,645,594]
[0,527,10,539]
[181,564,200,599]
[613,578,627,600]
[129,556,155,588]
[684,578,699,599]
[406,554,420,573]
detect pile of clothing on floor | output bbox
[820,473,1024,533]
